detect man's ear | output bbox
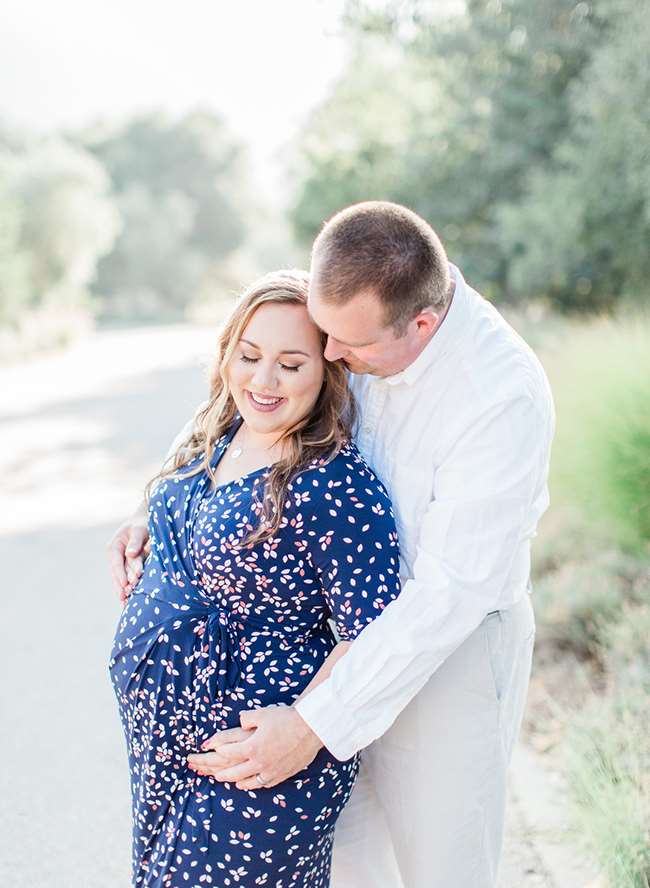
[415,307,441,337]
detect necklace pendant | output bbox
[230,446,243,460]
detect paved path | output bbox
[0,326,595,887]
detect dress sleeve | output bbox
[297,449,401,641]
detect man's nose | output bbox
[324,336,346,363]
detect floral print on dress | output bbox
[109,419,400,887]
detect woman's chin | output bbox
[237,405,287,435]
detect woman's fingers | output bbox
[187,749,241,778]
[187,751,226,769]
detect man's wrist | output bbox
[294,682,357,761]
[291,705,324,753]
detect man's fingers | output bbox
[126,526,147,557]
[201,727,254,752]
[125,554,144,585]
[239,709,260,730]
[235,773,279,791]
[236,777,264,791]
[212,740,256,768]
[108,534,129,590]
[209,761,260,783]
[236,764,287,791]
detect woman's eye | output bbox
[240,354,299,371]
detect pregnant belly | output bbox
[109,584,333,768]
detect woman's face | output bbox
[227,302,325,436]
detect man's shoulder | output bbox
[461,289,552,408]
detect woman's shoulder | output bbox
[288,440,393,508]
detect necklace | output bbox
[228,429,280,461]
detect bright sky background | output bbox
[1,0,349,189]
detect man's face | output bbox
[307,283,422,377]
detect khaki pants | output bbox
[331,592,536,888]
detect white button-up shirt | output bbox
[295,264,555,760]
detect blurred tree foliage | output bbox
[0,135,119,327]
[85,111,247,320]
[290,0,649,311]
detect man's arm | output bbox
[295,393,552,759]
[107,501,149,603]
[163,412,199,462]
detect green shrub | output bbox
[546,317,650,553]
[533,550,648,657]
[567,688,650,888]
[603,601,650,695]
[532,503,607,579]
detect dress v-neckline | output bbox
[210,416,276,492]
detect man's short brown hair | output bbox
[311,201,451,334]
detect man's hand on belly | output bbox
[187,706,323,790]
[107,504,150,605]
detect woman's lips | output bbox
[246,390,286,412]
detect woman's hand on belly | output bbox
[187,706,323,790]
[187,641,352,789]
[187,726,256,778]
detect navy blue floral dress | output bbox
[109,420,400,888]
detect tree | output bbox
[500,0,650,310]
[86,111,248,320]
[0,138,119,326]
[289,0,624,308]
[0,162,30,326]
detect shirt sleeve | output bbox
[298,452,402,642]
[295,394,551,759]
[164,400,210,461]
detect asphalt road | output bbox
[0,325,563,888]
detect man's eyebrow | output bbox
[331,335,376,347]
[240,338,310,358]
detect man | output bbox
[109,201,554,887]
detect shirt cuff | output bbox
[294,680,359,761]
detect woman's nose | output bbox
[250,362,279,391]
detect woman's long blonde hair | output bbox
[145,269,356,546]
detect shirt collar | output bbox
[382,263,470,387]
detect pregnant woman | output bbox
[108,269,401,888]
